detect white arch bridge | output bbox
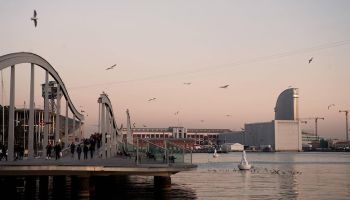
[0,52,195,191]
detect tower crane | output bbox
[299,117,325,138]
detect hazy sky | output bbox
[0,1,350,139]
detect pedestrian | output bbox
[70,142,76,158]
[89,143,94,159]
[77,144,82,160]
[54,142,62,160]
[0,145,6,161]
[83,144,89,160]
[46,143,52,159]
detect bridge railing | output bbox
[165,140,193,165]
[135,138,167,165]
[116,139,193,165]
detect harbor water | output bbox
[3,152,350,199]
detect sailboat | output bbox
[213,149,219,158]
[238,150,251,170]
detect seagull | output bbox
[106,64,117,70]
[328,104,335,110]
[219,85,229,89]
[308,57,313,64]
[148,97,156,101]
[184,82,191,85]
[31,10,38,27]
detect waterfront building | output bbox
[0,106,81,155]
[122,127,231,148]
[218,88,302,151]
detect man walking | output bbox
[77,144,82,160]
[70,142,76,158]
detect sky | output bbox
[0,0,350,139]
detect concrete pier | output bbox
[154,176,172,188]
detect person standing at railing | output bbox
[70,142,75,158]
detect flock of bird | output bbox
[207,167,302,176]
[29,9,324,128]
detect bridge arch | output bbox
[0,52,83,120]
[0,52,84,161]
[98,93,120,158]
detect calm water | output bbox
[6,152,350,199]
[171,152,350,200]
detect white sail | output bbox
[238,150,251,170]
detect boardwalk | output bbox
[0,156,196,176]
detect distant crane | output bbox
[339,110,349,141]
[299,117,325,138]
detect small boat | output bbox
[213,149,219,158]
[238,150,251,170]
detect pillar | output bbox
[39,176,48,199]
[154,176,171,188]
[28,64,35,159]
[55,84,61,143]
[7,65,15,161]
[65,101,68,147]
[43,71,49,157]
[101,105,106,159]
[79,120,82,141]
[52,176,66,199]
[106,108,110,158]
[71,175,90,199]
[25,176,37,198]
[73,115,75,142]
[98,103,101,134]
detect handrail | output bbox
[138,138,167,150]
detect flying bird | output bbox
[132,122,136,128]
[328,104,335,110]
[225,114,231,117]
[174,111,179,115]
[200,120,204,123]
[143,124,147,127]
[31,10,38,27]
[220,85,229,89]
[148,98,156,101]
[308,57,313,64]
[184,82,191,85]
[106,64,117,70]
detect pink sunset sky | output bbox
[0,1,350,139]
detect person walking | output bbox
[54,142,62,160]
[46,143,52,160]
[83,144,89,160]
[89,141,95,159]
[77,144,82,160]
[70,142,76,158]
